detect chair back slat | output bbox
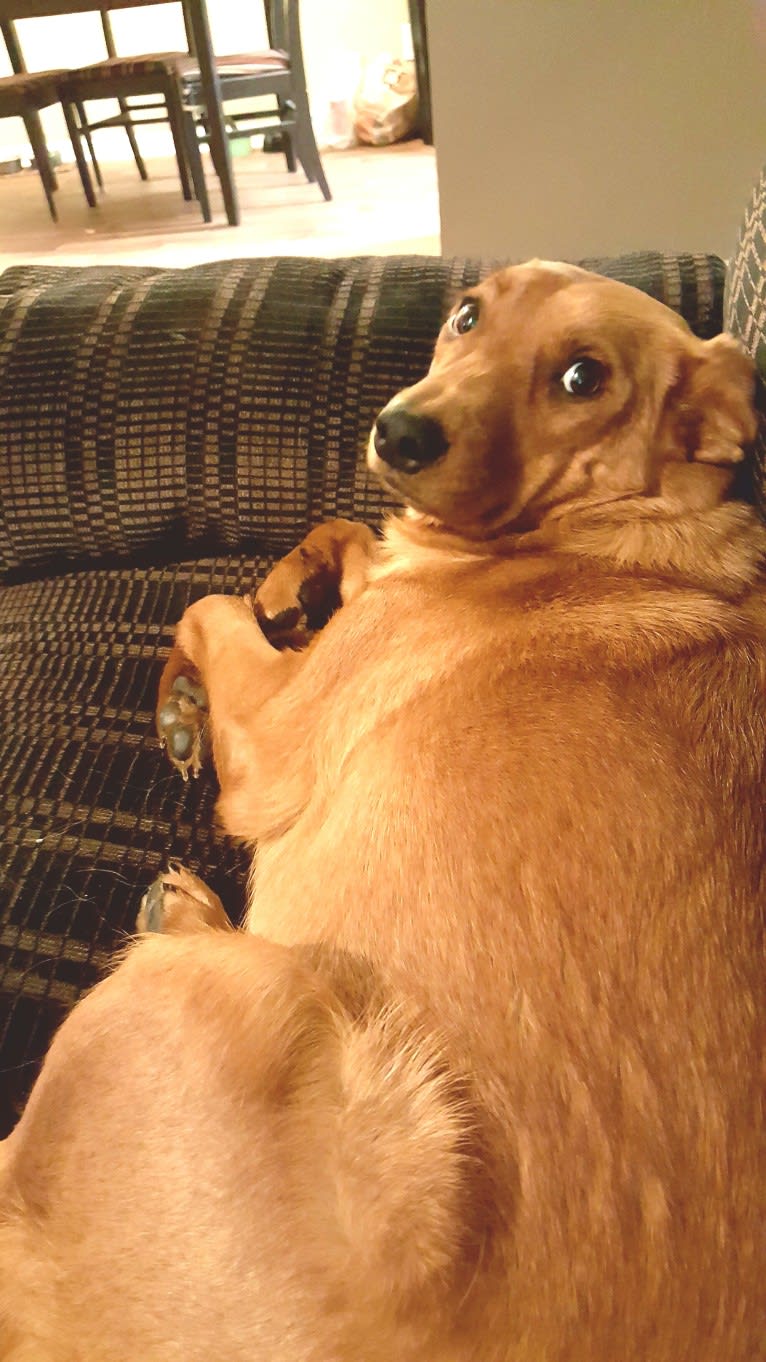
[180,0,196,59]
[286,0,305,85]
[99,9,117,58]
[266,0,285,52]
[1,15,26,73]
[264,0,304,73]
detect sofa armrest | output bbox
[725,164,766,516]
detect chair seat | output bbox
[0,70,60,114]
[58,49,290,87]
[58,51,198,83]
[185,50,290,81]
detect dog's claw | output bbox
[138,876,167,933]
[158,675,210,780]
[157,700,179,732]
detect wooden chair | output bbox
[70,8,193,193]
[23,3,201,210]
[54,43,199,209]
[0,1,212,216]
[0,69,61,216]
[1,0,327,225]
[0,0,238,224]
[179,0,331,222]
[407,0,432,145]
[1,7,194,210]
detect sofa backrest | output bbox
[0,250,727,582]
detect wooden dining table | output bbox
[0,0,239,225]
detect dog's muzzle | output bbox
[373,405,448,474]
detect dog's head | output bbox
[368,263,757,539]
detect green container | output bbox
[230,135,252,158]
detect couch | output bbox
[1,170,765,1139]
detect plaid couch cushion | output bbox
[0,554,255,1132]
[725,165,766,514]
[0,249,730,1134]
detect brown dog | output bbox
[1,263,764,1361]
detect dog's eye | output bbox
[560,358,605,397]
[450,299,480,336]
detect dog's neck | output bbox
[529,497,766,595]
[380,497,766,598]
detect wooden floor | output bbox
[0,140,440,270]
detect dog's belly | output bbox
[248,616,762,982]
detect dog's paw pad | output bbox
[137,863,230,935]
[157,675,210,780]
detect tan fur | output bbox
[1,264,764,1361]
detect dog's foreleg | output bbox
[156,520,377,784]
[162,595,311,841]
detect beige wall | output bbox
[428,0,765,260]
[0,0,408,159]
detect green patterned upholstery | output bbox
[0,248,731,1133]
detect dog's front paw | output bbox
[137,863,232,934]
[156,673,210,780]
[253,519,377,649]
[253,550,341,650]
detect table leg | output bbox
[408,0,433,145]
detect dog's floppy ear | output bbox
[676,334,757,466]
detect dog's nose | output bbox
[373,406,448,474]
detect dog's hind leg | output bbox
[0,932,477,1362]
